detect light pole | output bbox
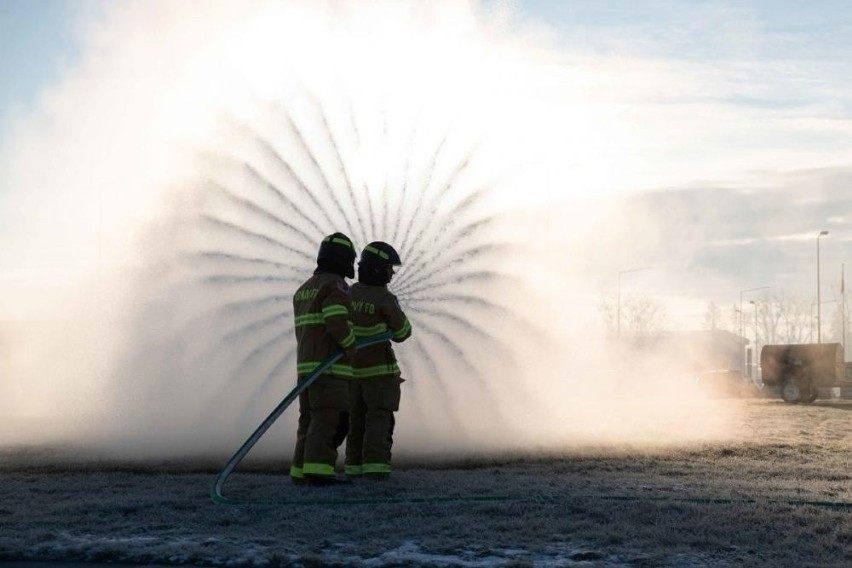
[749,300,758,379]
[739,286,770,373]
[843,263,846,353]
[617,267,650,338]
[810,301,818,341]
[817,230,829,343]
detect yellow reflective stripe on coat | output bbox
[289,466,304,479]
[302,462,336,476]
[295,313,325,327]
[362,462,391,474]
[393,318,412,340]
[353,363,400,378]
[353,323,388,337]
[322,304,349,318]
[297,362,354,377]
[339,330,356,348]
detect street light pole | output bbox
[843,263,846,353]
[739,286,770,373]
[817,230,829,343]
[617,267,650,338]
[749,300,758,379]
[811,302,817,341]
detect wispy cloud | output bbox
[514,0,852,193]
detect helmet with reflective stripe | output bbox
[361,241,402,266]
[358,241,401,286]
[317,232,356,278]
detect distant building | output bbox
[619,329,747,374]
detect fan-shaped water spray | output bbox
[103,85,537,455]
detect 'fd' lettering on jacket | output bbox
[350,282,412,378]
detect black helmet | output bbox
[317,232,356,279]
[358,241,401,286]
[361,241,402,266]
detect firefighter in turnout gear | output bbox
[290,232,358,486]
[345,241,412,479]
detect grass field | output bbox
[1,399,850,567]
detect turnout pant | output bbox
[345,376,403,476]
[290,374,349,479]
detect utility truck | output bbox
[760,343,852,403]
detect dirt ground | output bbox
[1,399,851,567]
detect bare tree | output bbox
[748,291,811,345]
[728,303,740,333]
[598,294,617,333]
[605,290,836,347]
[599,293,667,335]
[703,301,725,331]
[748,293,779,346]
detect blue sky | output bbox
[0,0,80,121]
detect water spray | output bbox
[0,1,735,457]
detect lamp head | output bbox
[819,230,829,236]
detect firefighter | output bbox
[290,232,358,486]
[345,241,412,480]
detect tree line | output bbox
[599,290,850,348]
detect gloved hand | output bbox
[344,345,358,361]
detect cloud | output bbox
[589,167,852,309]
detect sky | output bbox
[4,0,852,151]
[0,0,80,125]
[1,0,851,328]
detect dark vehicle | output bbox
[760,343,852,403]
[695,369,760,398]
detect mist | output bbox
[0,0,737,460]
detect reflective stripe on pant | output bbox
[290,374,349,478]
[345,375,402,474]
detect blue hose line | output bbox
[211,331,393,504]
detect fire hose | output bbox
[211,331,393,504]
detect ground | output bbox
[1,399,851,567]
